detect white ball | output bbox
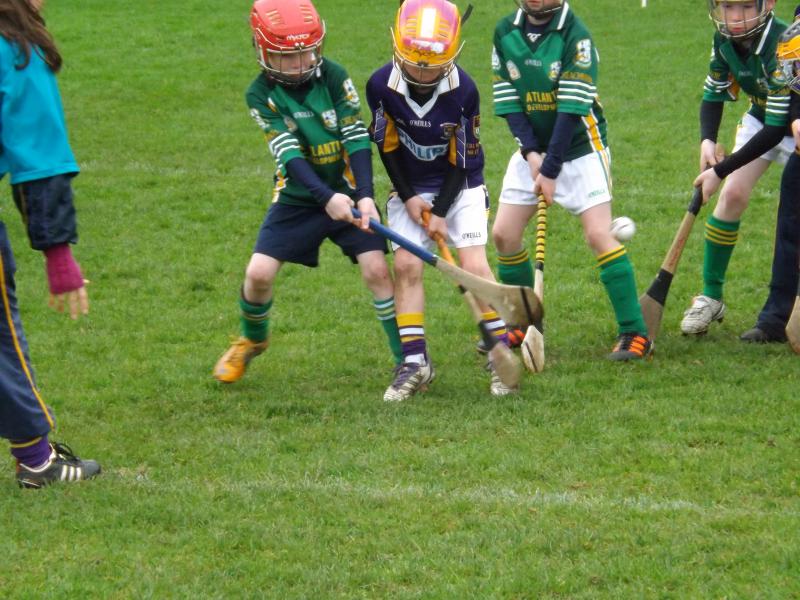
[610,216,636,242]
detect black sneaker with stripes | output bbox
[16,442,101,489]
[608,333,652,361]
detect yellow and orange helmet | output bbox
[392,0,464,89]
[778,20,800,93]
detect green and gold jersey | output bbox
[703,15,790,127]
[492,3,607,161]
[246,59,371,206]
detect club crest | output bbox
[283,116,298,132]
[321,109,338,130]
[575,39,592,68]
[548,61,562,81]
[342,78,361,108]
[441,122,458,140]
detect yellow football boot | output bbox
[213,337,268,383]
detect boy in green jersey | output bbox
[491,0,650,361]
[213,0,402,386]
[681,0,793,341]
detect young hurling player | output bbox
[682,0,794,341]
[367,0,514,401]
[0,0,100,487]
[694,7,800,342]
[491,0,651,360]
[213,0,402,387]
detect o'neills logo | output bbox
[286,33,310,41]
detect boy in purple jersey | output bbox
[367,0,514,401]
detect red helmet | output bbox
[250,0,326,86]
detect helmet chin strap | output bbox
[517,0,562,19]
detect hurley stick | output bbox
[522,198,547,373]
[352,209,543,327]
[422,211,521,388]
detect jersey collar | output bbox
[388,64,461,118]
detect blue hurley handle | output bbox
[352,208,438,266]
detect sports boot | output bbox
[608,333,652,361]
[16,442,101,489]
[739,326,787,343]
[213,337,269,383]
[488,361,517,397]
[383,361,435,402]
[681,294,726,335]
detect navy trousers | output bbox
[0,221,55,441]
[755,152,800,334]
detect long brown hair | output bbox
[0,0,61,72]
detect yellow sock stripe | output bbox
[596,245,627,267]
[396,312,424,328]
[0,251,54,429]
[242,312,269,322]
[497,249,529,265]
[705,223,738,238]
[481,312,507,338]
[490,326,508,338]
[9,436,43,448]
[705,232,738,245]
[705,223,738,245]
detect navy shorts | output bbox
[254,202,388,267]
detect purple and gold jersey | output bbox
[366,63,484,194]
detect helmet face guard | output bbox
[392,0,464,89]
[707,0,770,40]
[251,0,326,86]
[778,20,800,93]
[253,36,325,86]
[515,0,563,19]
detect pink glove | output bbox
[44,244,84,294]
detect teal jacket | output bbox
[0,37,78,184]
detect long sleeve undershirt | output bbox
[713,123,787,179]
[285,148,373,205]
[539,112,580,179]
[699,100,724,143]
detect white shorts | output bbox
[386,185,489,251]
[733,112,795,166]
[498,149,613,215]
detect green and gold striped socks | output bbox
[239,296,272,343]
[374,296,403,366]
[598,246,647,335]
[497,248,534,288]
[702,215,739,300]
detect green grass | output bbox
[2,0,799,597]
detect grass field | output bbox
[2,0,799,597]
